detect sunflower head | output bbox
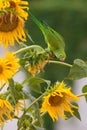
[0,12,18,32]
[40,81,80,121]
[0,0,29,48]
[0,52,20,86]
[0,99,14,124]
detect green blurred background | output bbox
[26,0,87,129]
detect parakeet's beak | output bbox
[60,57,65,62]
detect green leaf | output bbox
[72,107,81,120]
[65,103,81,120]
[64,111,73,119]
[82,85,87,102]
[67,59,87,80]
[22,77,51,93]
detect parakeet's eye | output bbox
[59,54,65,62]
[59,54,63,58]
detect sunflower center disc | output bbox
[49,95,62,106]
[0,65,3,74]
[0,12,18,32]
[9,1,16,8]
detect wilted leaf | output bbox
[82,85,87,102]
[67,59,87,80]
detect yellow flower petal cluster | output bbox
[0,52,20,85]
[28,60,47,77]
[0,0,29,48]
[40,81,80,121]
[0,99,14,124]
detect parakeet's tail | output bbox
[29,11,44,31]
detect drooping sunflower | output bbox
[0,0,29,48]
[28,60,47,77]
[0,99,14,124]
[40,81,80,121]
[0,52,20,85]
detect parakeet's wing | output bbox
[48,26,65,48]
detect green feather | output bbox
[29,11,66,61]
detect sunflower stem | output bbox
[32,111,47,125]
[23,93,45,115]
[17,93,45,130]
[48,60,72,68]
[14,45,45,55]
[77,92,87,97]
[0,83,6,91]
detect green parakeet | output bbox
[29,11,66,61]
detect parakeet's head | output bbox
[54,49,66,62]
[59,53,66,62]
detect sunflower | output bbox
[40,81,80,121]
[0,52,20,85]
[28,60,47,77]
[0,99,14,124]
[0,0,29,48]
